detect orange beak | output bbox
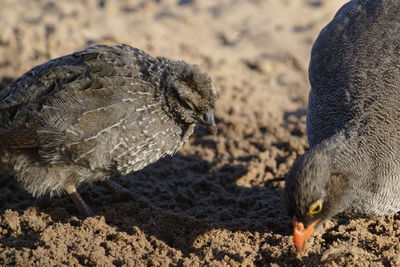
[292,216,319,252]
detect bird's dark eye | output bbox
[308,199,323,215]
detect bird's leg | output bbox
[101,180,131,201]
[65,184,94,216]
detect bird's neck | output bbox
[325,132,400,216]
[315,133,370,177]
[317,133,376,214]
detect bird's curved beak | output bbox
[292,216,319,252]
[199,109,217,135]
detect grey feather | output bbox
[285,0,400,228]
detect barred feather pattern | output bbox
[0,44,215,197]
[285,0,400,228]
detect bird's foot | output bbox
[101,180,132,201]
[65,184,94,216]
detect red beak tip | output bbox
[294,243,305,252]
[292,217,320,253]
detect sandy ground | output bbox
[1,0,400,266]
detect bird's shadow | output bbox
[0,98,296,263]
[0,152,291,259]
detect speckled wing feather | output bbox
[0,41,216,205]
[0,44,164,170]
[0,51,88,148]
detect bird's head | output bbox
[284,146,351,252]
[162,61,217,134]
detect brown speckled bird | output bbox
[0,44,217,215]
[285,0,400,252]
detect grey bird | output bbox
[284,0,400,251]
[0,44,217,215]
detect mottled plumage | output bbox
[0,44,217,215]
[284,0,400,251]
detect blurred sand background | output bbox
[2,0,400,266]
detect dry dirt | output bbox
[1,0,400,266]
